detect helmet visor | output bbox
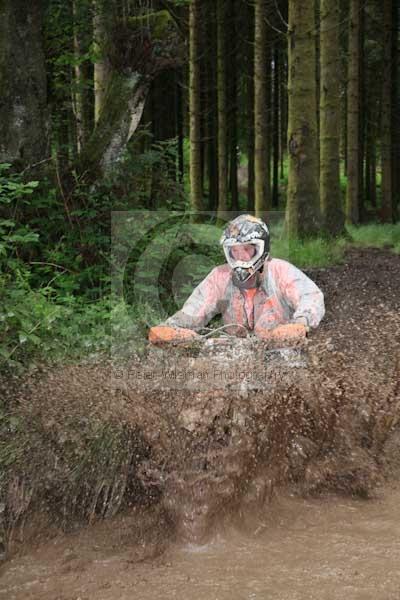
[223,239,265,269]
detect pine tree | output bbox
[346,0,361,224]
[189,0,203,212]
[319,0,345,235]
[286,0,321,238]
[381,0,393,222]
[217,0,228,219]
[254,0,270,218]
[392,0,400,221]
[246,1,255,212]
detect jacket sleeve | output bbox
[163,266,225,329]
[278,261,325,328]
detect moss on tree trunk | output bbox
[78,9,179,182]
[79,71,149,179]
[0,0,48,170]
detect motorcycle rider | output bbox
[149,214,325,344]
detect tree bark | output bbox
[0,0,48,170]
[254,0,270,219]
[272,43,280,209]
[319,0,345,236]
[346,0,361,224]
[381,0,393,222]
[93,0,112,124]
[280,53,287,182]
[286,0,321,238]
[358,6,365,222]
[365,121,377,210]
[228,0,239,213]
[73,0,95,151]
[175,68,184,184]
[392,0,400,221]
[205,0,218,211]
[370,141,377,209]
[246,1,255,212]
[189,0,204,212]
[217,0,228,219]
[79,71,149,179]
[78,9,180,182]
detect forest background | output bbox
[0,0,400,373]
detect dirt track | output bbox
[1,247,400,598]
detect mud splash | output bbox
[1,247,400,557]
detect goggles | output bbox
[222,239,265,270]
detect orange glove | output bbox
[148,325,200,345]
[255,323,308,342]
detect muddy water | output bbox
[2,485,400,600]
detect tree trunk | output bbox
[266,44,273,207]
[365,133,371,208]
[365,120,377,210]
[358,6,365,222]
[93,0,112,124]
[217,0,228,219]
[73,0,95,151]
[319,0,345,236]
[286,0,321,238]
[392,0,400,221]
[381,0,393,222]
[341,83,348,178]
[346,0,361,224]
[272,43,280,209]
[189,0,203,212]
[0,0,48,170]
[280,53,287,181]
[315,0,321,183]
[247,1,255,212]
[228,0,239,213]
[79,71,149,179]
[78,9,180,183]
[254,0,270,219]
[205,0,218,211]
[175,68,184,184]
[370,142,377,209]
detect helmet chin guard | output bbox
[220,215,270,288]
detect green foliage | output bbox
[347,223,400,253]
[270,218,347,267]
[0,134,188,373]
[0,164,111,373]
[1,147,400,375]
[128,10,174,40]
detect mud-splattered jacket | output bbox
[164,257,325,334]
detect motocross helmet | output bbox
[220,214,270,287]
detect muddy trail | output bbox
[1,247,400,597]
[2,483,400,600]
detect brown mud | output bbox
[1,247,400,596]
[2,483,400,600]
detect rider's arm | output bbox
[278,260,325,328]
[163,265,228,330]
